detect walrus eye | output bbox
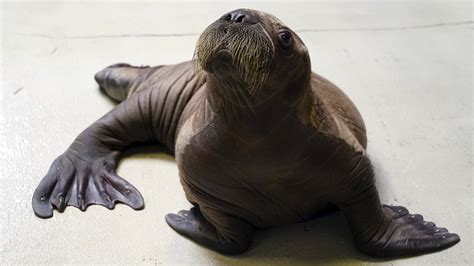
[278,30,293,47]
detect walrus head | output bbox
[195,9,311,110]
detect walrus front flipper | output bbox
[354,205,460,257]
[165,207,254,255]
[32,151,144,218]
[32,90,163,218]
[336,155,460,257]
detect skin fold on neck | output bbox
[204,71,314,143]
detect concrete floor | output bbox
[1,1,472,265]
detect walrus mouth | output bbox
[204,49,234,74]
[194,22,274,92]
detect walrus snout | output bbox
[219,9,259,25]
[194,9,274,89]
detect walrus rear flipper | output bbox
[95,63,153,102]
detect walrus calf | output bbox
[32,9,460,257]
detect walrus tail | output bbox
[94,63,152,102]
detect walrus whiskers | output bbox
[194,24,273,93]
[206,68,257,121]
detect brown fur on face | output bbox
[194,15,275,93]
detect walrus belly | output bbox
[180,172,333,228]
[176,113,358,227]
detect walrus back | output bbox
[94,61,207,152]
[132,62,207,152]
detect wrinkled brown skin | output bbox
[33,9,459,258]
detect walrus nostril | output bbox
[235,14,245,23]
[221,13,232,21]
